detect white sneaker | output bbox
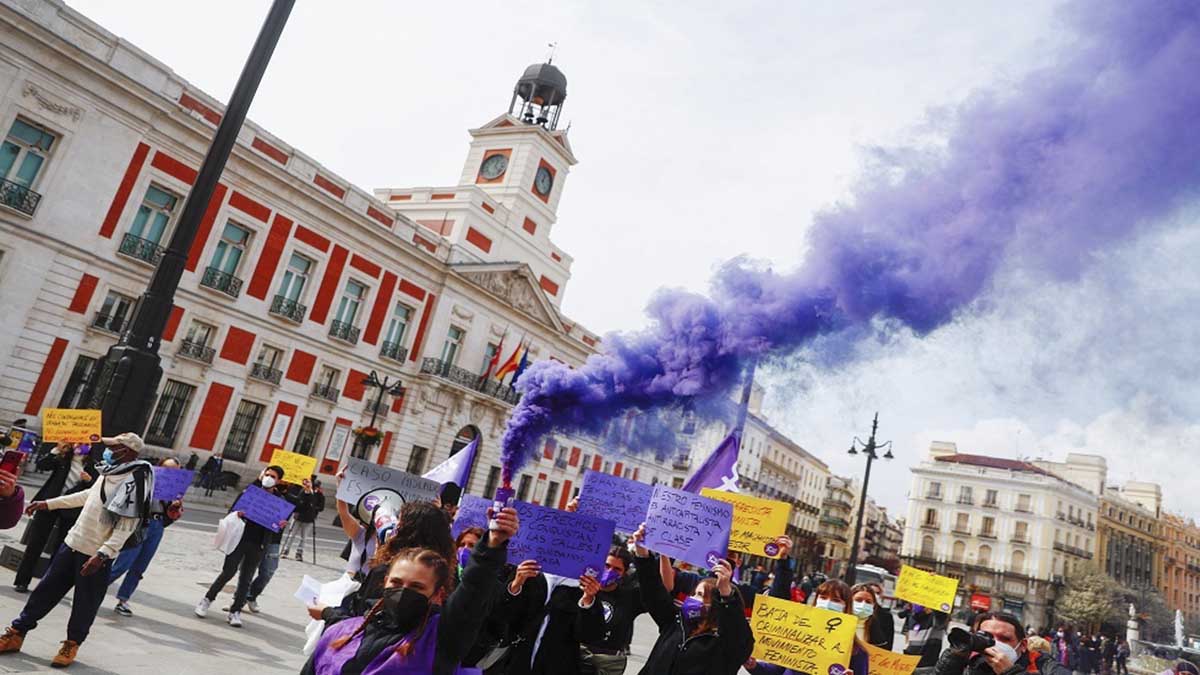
[227,611,243,628]
[194,597,211,618]
[246,600,260,614]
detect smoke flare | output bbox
[500,0,1200,482]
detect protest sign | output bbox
[335,457,440,506]
[863,642,922,675]
[750,594,856,675]
[643,485,733,569]
[895,565,959,613]
[452,498,616,579]
[577,470,655,532]
[40,409,100,443]
[269,448,318,484]
[233,485,295,532]
[152,467,194,501]
[700,488,791,558]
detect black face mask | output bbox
[381,586,430,633]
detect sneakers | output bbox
[227,611,243,628]
[194,597,211,618]
[0,627,24,653]
[50,640,78,668]
[12,584,27,594]
[114,601,133,617]
[246,600,260,614]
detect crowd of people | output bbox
[0,425,1194,675]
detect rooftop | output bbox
[934,452,1057,477]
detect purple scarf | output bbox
[308,612,481,675]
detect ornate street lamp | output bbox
[845,413,893,585]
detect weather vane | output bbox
[547,42,558,64]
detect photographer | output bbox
[935,612,1071,675]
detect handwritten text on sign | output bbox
[643,485,733,569]
[700,488,791,558]
[233,485,296,532]
[152,467,194,501]
[451,494,491,539]
[453,498,616,579]
[577,470,655,533]
[335,457,440,506]
[41,409,101,443]
[894,565,959,613]
[864,642,922,675]
[751,594,856,675]
[269,448,318,484]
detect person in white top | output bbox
[0,432,153,668]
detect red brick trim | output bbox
[539,275,559,296]
[162,305,185,341]
[313,174,346,199]
[409,293,437,362]
[189,382,234,450]
[251,136,289,165]
[99,142,150,238]
[23,338,68,415]
[285,349,316,384]
[430,192,455,200]
[229,190,270,222]
[247,214,293,300]
[184,184,229,272]
[67,274,99,314]
[309,245,348,324]
[397,279,426,301]
[480,202,495,214]
[522,217,537,235]
[349,254,382,279]
[150,151,197,185]
[465,227,493,253]
[294,224,331,252]
[366,206,394,228]
[179,92,222,125]
[218,326,256,364]
[363,271,397,346]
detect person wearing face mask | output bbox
[107,457,185,616]
[850,584,894,650]
[630,522,753,675]
[576,545,646,675]
[13,442,97,592]
[903,603,949,667]
[0,432,153,668]
[195,464,290,627]
[865,582,895,649]
[500,559,607,675]
[302,505,519,675]
[934,611,1072,675]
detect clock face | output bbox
[534,166,554,196]
[480,153,508,180]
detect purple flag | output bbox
[681,431,741,493]
[423,437,478,488]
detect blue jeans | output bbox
[247,542,280,602]
[108,518,165,601]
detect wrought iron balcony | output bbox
[957,497,974,505]
[91,312,126,334]
[0,178,41,216]
[1014,506,1033,513]
[419,357,521,405]
[329,319,360,344]
[249,362,282,385]
[925,492,943,501]
[177,339,215,364]
[117,232,165,265]
[978,531,997,539]
[982,501,999,509]
[821,515,849,528]
[1011,535,1030,544]
[952,527,972,535]
[311,382,340,403]
[920,522,940,531]
[269,295,306,323]
[380,340,408,363]
[363,399,389,419]
[200,266,243,298]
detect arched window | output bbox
[952,540,966,563]
[978,544,992,567]
[921,536,935,558]
[1011,549,1026,574]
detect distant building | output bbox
[1160,513,1200,628]
[820,475,858,577]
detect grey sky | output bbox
[66,1,1199,519]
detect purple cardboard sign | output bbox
[152,467,194,501]
[233,485,295,533]
[452,497,616,579]
[577,470,654,533]
[643,485,733,569]
[452,494,493,539]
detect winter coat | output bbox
[502,575,606,675]
[934,645,1075,675]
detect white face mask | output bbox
[261,476,277,489]
[853,601,875,619]
[993,641,1020,663]
[816,598,845,613]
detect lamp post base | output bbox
[86,343,164,437]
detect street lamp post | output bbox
[352,371,404,459]
[86,0,295,435]
[844,413,892,586]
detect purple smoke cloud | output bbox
[500,0,1200,483]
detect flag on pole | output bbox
[682,431,741,493]
[494,341,524,382]
[511,344,531,384]
[480,336,504,383]
[423,437,479,489]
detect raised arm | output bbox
[768,536,794,600]
[713,560,755,671]
[631,523,677,630]
[436,506,516,666]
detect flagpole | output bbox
[731,358,759,444]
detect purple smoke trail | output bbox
[500,0,1200,483]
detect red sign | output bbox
[970,593,992,611]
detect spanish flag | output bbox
[494,341,525,382]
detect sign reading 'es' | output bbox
[700,488,791,559]
[576,470,655,533]
[751,594,856,675]
[894,565,959,613]
[335,457,440,506]
[643,485,733,569]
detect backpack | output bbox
[100,465,152,552]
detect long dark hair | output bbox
[850,583,878,641]
[370,502,455,568]
[332,548,452,656]
[689,578,721,637]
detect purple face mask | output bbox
[599,568,621,588]
[680,596,706,629]
[456,547,471,569]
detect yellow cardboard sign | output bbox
[701,488,792,558]
[864,642,922,675]
[269,448,318,484]
[751,593,856,674]
[894,565,959,613]
[40,409,101,443]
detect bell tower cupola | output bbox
[509,62,567,130]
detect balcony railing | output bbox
[1015,506,1033,513]
[982,501,999,509]
[200,266,243,298]
[311,382,340,403]
[177,339,215,364]
[329,320,360,344]
[249,362,282,385]
[821,515,849,528]
[1011,535,1030,544]
[420,357,521,405]
[380,341,408,363]
[926,492,943,501]
[957,497,974,505]
[952,527,972,535]
[920,522,940,531]
[0,178,41,216]
[979,531,997,539]
[91,312,126,334]
[117,232,165,265]
[269,295,306,323]
[363,399,389,419]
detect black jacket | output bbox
[870,605,895,650]
[934,646,1074,675]
[290,487,326,523]
[635,553,754,675]
[503,575,606,675]
[32,447,97,502]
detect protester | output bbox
[865,582,895,649]
[0,433,153,667]
[934,611,1072,675]
[576,544,646,675]
[282,476,326,562]
[13,443,97,592]
[1158,661,1200,675]
[1114,639,1129,675]
[302,504,519,675]
[240,475,322,612]
[195,465,289,627]
[1055,625,1081,675]
[629,522,753,675]
[108,457,184,617]
[851,583,894,650]
[184,452,199,471]
[199,452,224,497]
[453,527,484,578]
[0,458,24,530]
[902,602,949,667]
[1101,637,1115,675]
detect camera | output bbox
[949,627,996,652]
